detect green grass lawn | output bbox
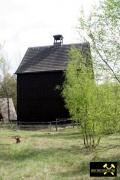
[0,127,120,180]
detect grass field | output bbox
[0,127,120,180]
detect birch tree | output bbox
[79,0,120,83]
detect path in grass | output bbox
[0,128,120,180]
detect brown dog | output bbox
[15,136,21,143]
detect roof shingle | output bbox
[16,43,90,74]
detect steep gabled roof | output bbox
[16,42,90,74]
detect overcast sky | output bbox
[0,0,99,73]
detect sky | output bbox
[0,0,99,73]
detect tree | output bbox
[79,0,120,83]
[0,73,17,109]
[62,48,100,149]
[0,55,16,122]
[62,48,120,149]
[62,0,120,150]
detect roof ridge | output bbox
[29,42,89,49]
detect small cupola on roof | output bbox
[53,34,63,46]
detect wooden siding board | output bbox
[17,72,69,123]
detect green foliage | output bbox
[63,49,94,122]
[63,0,120,148]
[0,73,17,109]
[62,48,120,149]
[79,0,120,83]
[104,0,120,24]
[97,82,120,134]
[63,48,99,149]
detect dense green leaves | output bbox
[62,48,120,149]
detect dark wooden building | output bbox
[16,35,91,124]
